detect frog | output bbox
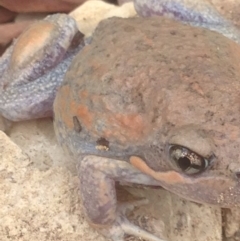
[1,1,240,241]
[52,16,240,240]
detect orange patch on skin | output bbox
[113,113,147,141]
[130,156,190,184]
[11,22,56,67]
[75,90,148,143]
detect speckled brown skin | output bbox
[53,17,240,240]
[134,0,240,44]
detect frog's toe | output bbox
[118,199,165,241]
[98,202,165,241]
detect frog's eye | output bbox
[168,145,212,175]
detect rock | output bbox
[223,208,240,240]
[70,1,136,37]
[0,129,106,241]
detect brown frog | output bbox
[1,1,240,241]
[52,16,240,240]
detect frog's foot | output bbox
[77,155,164,241]
[98,199,164,241]
[0,13,85,121]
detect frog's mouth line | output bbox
[130,156,240,207]
[130,155,214,184]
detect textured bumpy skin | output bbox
[0,14,85,121]
[54,16,240,240]
[134,0,240,44]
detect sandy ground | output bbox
[1,1,240,241]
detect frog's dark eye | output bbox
[168,145,211,175]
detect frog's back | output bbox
[53,17,240,161]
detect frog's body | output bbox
[53,17,240,240]
[1,2,240,241]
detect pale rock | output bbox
[70,1,137,36]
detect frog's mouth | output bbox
[130,156,240,208]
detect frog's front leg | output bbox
[78,155,164,241]
[0,14,85,121]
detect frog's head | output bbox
[139,32,240,207]
[131,124,240,207]
[130,37,240,207]
[166,125,240,207]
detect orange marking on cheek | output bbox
[130,156,189,184]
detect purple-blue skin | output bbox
[0,14,86,121]
[134,0,240,44]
